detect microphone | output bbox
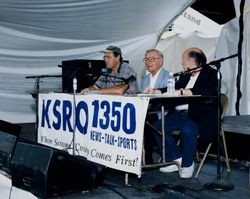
[123,75,136,84]
[73,77,77,91]
[173,67,195,77]
[86,68,112,77]
[73,71,77,91]
[173,71,187,77]
[25,75,62,79]
[86,69,135,84]
[101,75,136,84]
[101,68,112,75]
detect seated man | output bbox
[141,49,169,164]
[80,46,138,95]
[145,47,218,178]
[141,49,169,92]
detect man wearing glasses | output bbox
[80,46,138,95]
[141,49,169,164]
[141,49,169,92]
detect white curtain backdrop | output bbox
[0,0,193,123]
[157,1,250,116]
[156,7,222,82]
[215,6,250,115]
[156,33,220,74]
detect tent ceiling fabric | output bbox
[157,7,223,74]
[0,0,194,123]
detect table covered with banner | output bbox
[38,93,150,177]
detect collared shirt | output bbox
[94,62,138,95]
[149,67,162,88]
[176,73,199,111]
[141,67,169,92]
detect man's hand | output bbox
[80,88,90,94]
[143,87,161,94]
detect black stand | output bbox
[203,54,237,191]
[26,75,62,142]
[71,76,77,155]
[60,73,78,155]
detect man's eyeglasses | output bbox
[143,57,161,63]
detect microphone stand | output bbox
[71,75,77,155]
[173,53,238,78]
[99,73,127,83]
[25,74,62,142]
[86,72,126,84]
[88,72,136,86]
[203,54,237,191]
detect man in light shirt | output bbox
[141,49,169,92]
[80,46,138,95]
[141,49,169,164]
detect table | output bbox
[147,94,216,105]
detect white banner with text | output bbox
[38,93,150,176]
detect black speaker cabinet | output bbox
[60,59,106,93]
[11,141,106,198]
[0,131,17,174]
[0,120,22,136]
[60,59,129,93]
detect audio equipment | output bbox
[11,141,106,198]
[59,59,106,93]
[0,131,17,174]
[0,120,22,136]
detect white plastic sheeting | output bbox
[0,0,194,123]
[157,1,250,116]
[156,7,223,74]
[215,1,250,115]
[0,172,37,199]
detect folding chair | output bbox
[195,93,231,178]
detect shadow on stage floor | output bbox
[49,159,249,199]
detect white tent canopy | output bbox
[157,0,250,116]
[162,7,223,38]
[0,0,194,123]
[0,0,249,123]
[156,7,223,74]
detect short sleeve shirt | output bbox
[94,62,138,95]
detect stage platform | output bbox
[1,159,249,199]
[0,122,249,199]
